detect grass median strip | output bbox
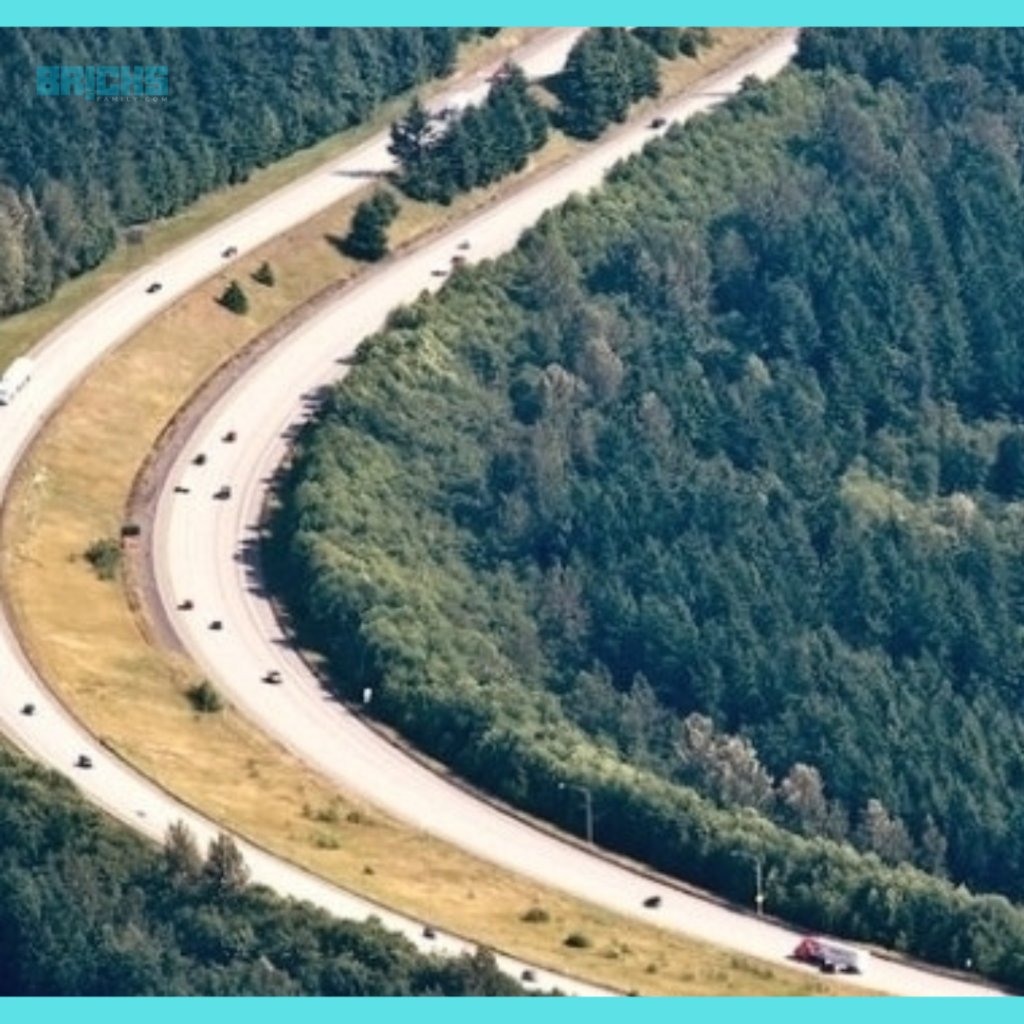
[0,29,873,995]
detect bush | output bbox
[218,280,249,314]
[83,537,122,581]
[563,932,592,949]
[252,261,275,287]
[521,906,551,923]
[187,680,224,714]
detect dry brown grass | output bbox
[0,30,876,995]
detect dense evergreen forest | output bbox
[0,27,482,316]
[271,29,1024,988]
[0,746,529,995]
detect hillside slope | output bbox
[272,28,1024,987]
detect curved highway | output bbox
[151,31,1000,997]
[0,27,607,998]
[0,28,1001,995]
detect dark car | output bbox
[263,669,282,685]
[221,246,239,259]
[643,895,662,909]
[649,117,667,129]
[222,430,237,443]
[21,703,35,716]
[422,926,437,940]
[146,282,163,294]
[209,620,223,631]
[520,969,536,983]
[192,452,207,466]
[214,485,232,500]
[76,754,93,769]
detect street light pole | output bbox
[559,782,594,845]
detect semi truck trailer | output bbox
[793,935,870,974]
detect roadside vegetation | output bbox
[0,28,494,320]
[272,28,1024,990]
[0,746,530,995]
[0,28,847,995]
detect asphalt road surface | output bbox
[0,28,1003,995]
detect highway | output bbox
[0,28,1003,995]
[0,27,607,998]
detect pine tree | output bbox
[252,260,275,287]
[343,190,400,262]
[219,279,249,314]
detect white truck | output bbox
[792,935,871,974]
[0,356,33,405]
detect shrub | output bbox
[83,537,122,580]
[563,932,592,949]
[187,680,224,713]
[521,906,551,924]
[252,261,275,287]
[218,280,249,314]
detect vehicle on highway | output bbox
[457,240,471,250]
[146,282,163,294]
[192,452,207,466]
[263,669,282,685]
[221,246,239,258]
[20,703,35,716]
[214,485,232,500]
[643,895,662,909]
[649,116,667,129]
[76,754,93,769]
[177,599,194,611]
[222,430,237,443]
[792,936,870,975]
[209,620,223,631]
[422,926,436,940]
[0,356,34,406]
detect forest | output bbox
[270,28,1024,989]
[0,745,529,995]
[0,27,482,316]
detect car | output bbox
[643,895,662,909]
[76,754,93,769]
[221,246,238,259]
[177,599,194,611]
[209,619,223,631]
[146,282,163,294]
[649,117,667,129]
[422,926,436,940]
[263,669,282,685]
[20,703,35,716]
[520,969,536,983]
[451,254,467,267]
[222,430,237,443]
[431,268,448,278]
[457,240,471,251]
[214,485,232,500]
[192,452,207,466]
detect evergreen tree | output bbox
[218,280,249,314]
[343,190,400,262]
